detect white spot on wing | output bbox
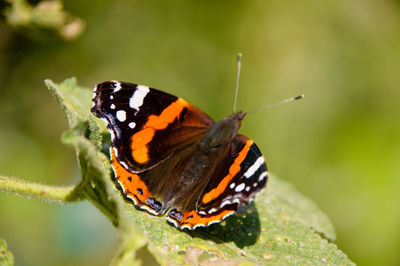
[129,85,149,111]
[245,186,250,192]
[113,81,122,92]
[193,223,205,230]
[101,118,109,126]
[110,104,116,109]
[109,147,114,160]
[229,183,235,189]
[128,122,136,129]
[120,161,129,169]
[167,217,179,228]
[139,205,158,215]
[117,180,125,194]
[181,224,191,230]
[235,183,245,192]
[116,110,126,122]
[221,200,232,208]
[110,130,115,141]
[208,208,217,214]
[126,195,138,205]
[113,147,119,158]
[222,211,235,220]
[244,156,265,178]
[258,171,268,182]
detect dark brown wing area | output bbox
[91,81,214,173]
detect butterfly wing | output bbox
[167,135,268,229]
[91,81,214,173]
[109,137,206,216]
[197,135,268,211]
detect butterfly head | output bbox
[229,110,246,121]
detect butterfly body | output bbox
[200,111,244,152]
[91,81,268,230]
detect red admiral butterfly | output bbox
[90,57,301,230]
[91,81,269,229]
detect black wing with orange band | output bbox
[167,135,268,230]
[91,81,214,173]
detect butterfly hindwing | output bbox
[166,135,268,229]
[197,135,268,212]
[92,81,214,173]
[110,148,162,215]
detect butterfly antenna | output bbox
[232,53,242,113]
[246,94,304,114]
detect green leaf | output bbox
[0,238,14,266]
[48,78,354,265]
[117,175,352,265]
[45,78,92,127]
[46,78,148,265]
[46,78,121,224]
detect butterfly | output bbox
[91,80,268,230]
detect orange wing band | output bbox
[174,209,235,229]
[201,140,254,204]
[130,98,189,164]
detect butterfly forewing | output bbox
[92,81,214,173]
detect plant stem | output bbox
[0,175,84,203]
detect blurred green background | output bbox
[1,0,399,265]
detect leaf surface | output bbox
[47,78,354,265]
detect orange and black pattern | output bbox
[91,80,268,230]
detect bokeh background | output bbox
[1,0,399,265]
